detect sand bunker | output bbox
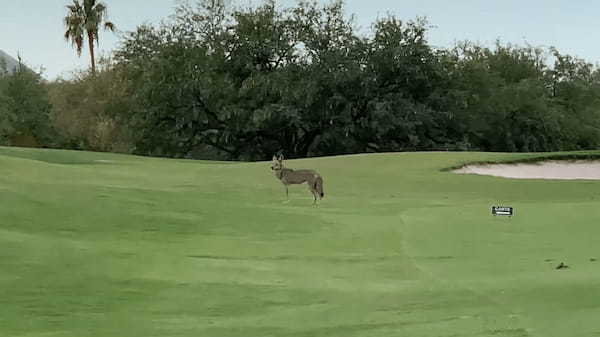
[454,160,600,180]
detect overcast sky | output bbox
[2,0,599,80]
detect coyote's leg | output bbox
[308,181,318,205]
[281,185,290,204]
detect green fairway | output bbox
[2,146,600,337]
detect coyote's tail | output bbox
[314,176,324,198]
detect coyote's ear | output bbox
[278,154,284,161]
[272,154,278,161]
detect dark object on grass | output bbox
[591,258,597,262]
[491,206,513,216]
[556,262,569,270]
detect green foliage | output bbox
[115,0,452,159]
[48,58,134,152]
[549,48,600,149]
[354,16,454,152]
[46,0,600,159]
[0,61,54,147]
[443,42,600,152]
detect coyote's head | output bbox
[270,154,284,171]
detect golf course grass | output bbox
[2,146,600,337]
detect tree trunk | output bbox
[87,31,96,74]
[297,129,321,158]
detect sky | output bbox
[2,0,600,80]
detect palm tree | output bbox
[64,0,115,74]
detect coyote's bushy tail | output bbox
[314,176,324,198]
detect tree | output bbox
[48,57,135,152]
[445,42,565,152]
[64,0,115,74]
[0,60,55,147]
[108,0,600,159]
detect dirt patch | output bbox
[454,160,600,180]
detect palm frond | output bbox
[63,0,115,71]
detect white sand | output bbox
[454,160,600,180]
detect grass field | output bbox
[2,146,600,337]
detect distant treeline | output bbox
[2,0,600,160]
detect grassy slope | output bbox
[1,147,600,337]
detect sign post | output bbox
[492,206,514,217]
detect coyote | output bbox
[270,154,324,204]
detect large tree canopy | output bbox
[35,0,600,160]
